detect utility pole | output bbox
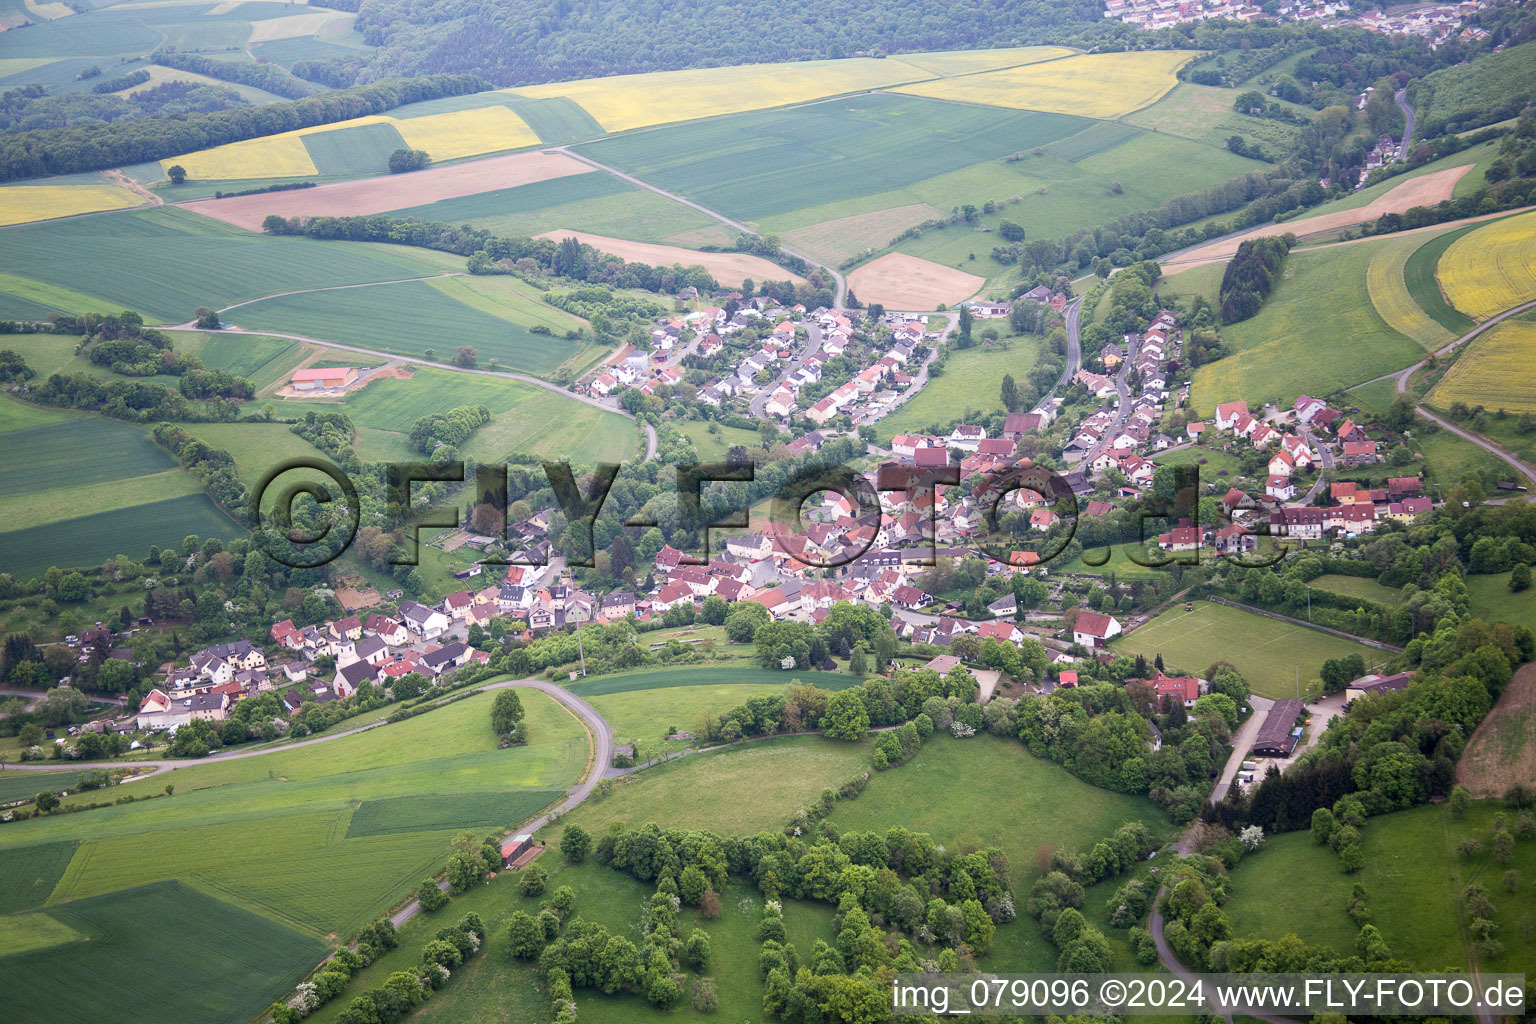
[575,615,587,677]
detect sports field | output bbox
[1190,241,1425,413]
[1430,320,1536,413]
[1110,601,1388,699]
[0,183,143,226]
[892,50,1196,118]
[1437,209,1536,320]
[846,252,983,309]
[511,55,935,132]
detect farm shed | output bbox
[1250,698,1306,757]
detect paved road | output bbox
[1207,694,1274,807]
[1038,296,1083,408]
[1077,322,1133,469]
[1289,422,1334,507]
[750,323,824,418]
[1394,88,1416,162]
[553,147,848,309]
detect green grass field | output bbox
[0,492,241,579]
[1348,377,1403,415]
[0,839,77,914]
[168,331,318,393]
[875,336,1042,441]
[0,207,468,324]
[1226,802,1536,977]
[180,422,325,485]
[281,366,639,465]
[0,688,587,944]
[565,665,861,697]
[589,683,788,757]
[1124,81,1305,154]
[1191,241,1425,414]
[1466,570,1536,632]
[1402,224,1478,335]
[675,419,761,460]
[0,881,327,1024]
[303,120,408,177]
[0,772,89,805]
[228,278,594,377]
[1310,573,1405,606]
[1111,601,1390,699]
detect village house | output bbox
[1072,611,1122,649]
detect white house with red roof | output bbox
[1072,611,1122,649]
[1214,400,1249,431]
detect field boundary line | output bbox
[1205,596,1403,652]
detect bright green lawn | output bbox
[1310,573,1405,606]
[1111,601,1390,699]
[590,683,787,757]
[876,336,1041,442]
[676,419,761,461]
[1466,570,1536,632]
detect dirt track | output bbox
[1161,163,1474,270]
[180,151,595,231]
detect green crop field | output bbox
[0,771,88,805]
[0,839,77,914]
[576,94,1095,226]
[0,881,326,1024]
[1347,377,1403,415]
[1402,225,1478,335]
[383,171,722,244]
[0,689,588,942]
[0,270,147,321]
[0,208,467,324]
[559,734,875,837]
[0,909,83,957]
[1111,601,1390,699]
[1191,242,1425,414]
[875,336,1041,442]
[1310,573,1405,606]
[229,278,593,377]
[1124,81,1305,153]
[1226,802,1536,977]
[282,366,639,464]
[302,120,409,176]
[0,491,240,579]
[168,331,312,393]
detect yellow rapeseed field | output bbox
[0,184,143,226]
[163,133,321,180]
[1430,321,1536,413]
[892,50,1198,118]
[391,106,540,162]
[1438,209,1536,320]
[510,56,935,133]
[1366,231,1455,349]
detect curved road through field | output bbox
[1394,88,1416,162]
[552,146,848,309]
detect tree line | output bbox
[1219,235,1291,324]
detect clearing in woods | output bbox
[1110,601,1389,699]
[1435,207,1536,319]
[891,50,1196,118]
[1430,320,1536,414]
[534,229,806,289]
[1456,661,1536,797]
[180,150,594,231]
[847,252,984,309]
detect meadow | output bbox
[0,207,470,324]
[1429,321,1536,414]
[1415,37,1536,133]
[575,93,1096,226]
[675,419,760,461]
[181,422,324,485]
[565,665,858,697]
[1364,230,1459,350]
[0,688,588,943]
[1466,570,1536,633]
[1124,80,1306,154]
[229,278,593,377]
[168,330,317,393]
[512,55,937,133]
[1225,802,1536,977]
[892,50,1196,118]
[0,881,326,1024]
[589,683,788,757]
[1110,601,1389,699]
[1436,208,1536,320]
[282,366,638,465]
[1190,241,1426,414]
[1309,573,1405,606]
[875,336,1042,442]
[0,181,142,226]
[1456,661,1535,797]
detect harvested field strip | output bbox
[535,229,805,288]
[245,10,352,42]
[1366,231,1457,349]
[891,50,1196,118]
[781,203,942,265]
[180,150,594,230]
[846,252,982,309]
[1429,320,1536,413]
[1437,208,1536,319]
[1163,163,1476,269]
[512,55,936,133]
[0,183,142,227]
